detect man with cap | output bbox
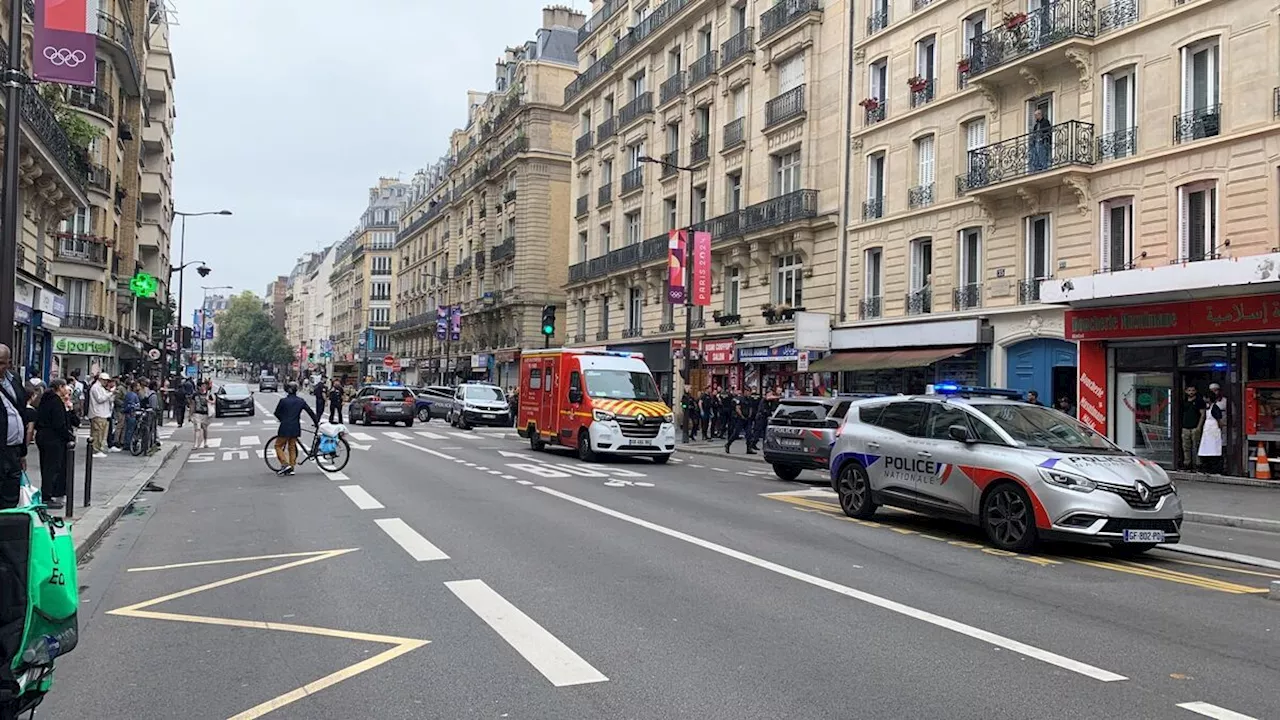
[88,372,115,458]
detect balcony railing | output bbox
[623,327,643,339]
[96,10,141,90]
[723,117,745,148]
[1097,0,1139,33]
[859,296,882,320]
[863,98,887,125]
[760,0,822,40]
[694,189,820,242]
[618,93,654,128]
[490,236,516,263]
[1018,277,1048,304]
[1172,104,1221,144]
[691,134,710,164]
[13,81,88,189]
[87,163,110,192]
[907,184,934,209]
[965,0,1097,77]
[598,183,613,207]
[596,330,611,341]
[587,256,609,279]
[575,130,594,157]
[1097,126,1137,161]
[956,120,1095,193]
[867,7,889,34]
[576,194,590,217]
[909,78,936,108]
[55,233,108,266]
[721,27,754,66]
[621,167,644,194]
[1275,87,1280,118]
[862,197,883,220]
[597,116,618,143]
[905,288,932,315]
[660,150,679,177]
[66,87,114,118]
[689,51,717,86]
[953,283,982,310]
[660,72,685,105]
[565,0,698,104]
[64,313,106,332]
[577,0,621,45]
[569,262,587,283]
[765,84,805,127]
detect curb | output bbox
[678,444,768,464]
[1183,511,1280,534]
[73,442,187,562]
[1160,543,1280,572]
[1170,472,1280,490]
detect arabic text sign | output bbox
[1065,292,1280,341]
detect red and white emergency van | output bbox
[517,348,676,463]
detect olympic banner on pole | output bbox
[691,231,712,306]
[33,0,99,87]
[435,306,447,340]
[667,230,687,304]
[449,306,462,342]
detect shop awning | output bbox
[807,346,973,373]
[734,331,795,350]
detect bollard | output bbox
[83,436,93,508]
[64,441,76,520]
[1270,580,1280,601]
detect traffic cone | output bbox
[1255,443,1272,480]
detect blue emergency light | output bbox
[927,384,1025,399]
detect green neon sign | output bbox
[129,272,158,298]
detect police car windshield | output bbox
[584,369,662,401]
[973,403,1117,452]
[462,385,505,402]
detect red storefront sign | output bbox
[1078,340,1108,434]
[670,338,700,360]
[1066,292,1280,341]
[702,339,736,364]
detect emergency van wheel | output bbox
[528,425,545,451]
[653,454,671,464]
[577,430,596,462]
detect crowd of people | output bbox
[680,385,781,455]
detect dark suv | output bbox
[763,395,873,481]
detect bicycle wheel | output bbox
[263,436,284,472]
[316,436,350,473]
[130,423,145,456]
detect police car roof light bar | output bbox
[928,384,1025,399]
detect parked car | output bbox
[258,375,279,393]
[448,382,511,429]
[763,395,873,481]
[348,385,416,427]
[412,385,456,422]
[214,383,255,418]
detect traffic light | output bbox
[540,305,556,337]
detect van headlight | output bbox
[1038,467,1097,493]
[593,409,615,421]
[662,413,674,423]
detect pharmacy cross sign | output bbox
[129,272,159,299]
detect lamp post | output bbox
[0,0,26,348]
[639,155,697,443]
[198,285,232,380]
[171,210,231,377]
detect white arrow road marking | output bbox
[602,479,656,488]
[239,435,260,447]
[384,431,412,440]
[415,431,447,440]
[347,432,376,442]
[533,485,1126,684]
[205,437,222,448]
[1176,702,1259,720]
[445,579,608,687]
[375,518,449,561]
[338,485,384,510]
[188,452,215,464]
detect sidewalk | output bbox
[26,436,189,560]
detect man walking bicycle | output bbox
[273,382,318,476]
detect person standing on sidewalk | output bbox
[327,379,344,424]
[191,379,212,449]
[88,373,114,458]
[35,379,77,510]
[1180,384,1206,471]
[1199,383,1228,474]
[0,344,30,510]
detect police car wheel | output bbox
[981,483,1038,552]
[417,408,430,422]
[836,463,876,519]
[773,465,802,482]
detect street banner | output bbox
[204,321,214,339]
[667,230,686,304]
[691,231,712,306]
[450,306,462,342]
[435,306,447,340]
[33,0,99,87]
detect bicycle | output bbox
[130,408,159,456]
[263,425,351,474]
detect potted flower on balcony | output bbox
[1002,11,1028,30]
[957,58,971,73]
[858,97,880,111]
[760,302,777,321]
[907,75,929,93]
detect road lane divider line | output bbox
[1176,701,1259,719]
[517,480,535,485]
[450,432,482,440]
[322,471,351,482]
[1071,559,1266,595]
[338,485,385,510]
[501,475,518,480]
[375,518,449,562]
[128,549,352,573]
[385,431,413,440]
[392,439,456,461]
[347,431,376,441]
[445,579,608,687]
[533,485,1127,683]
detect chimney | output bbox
[543,4,585,31]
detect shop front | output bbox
[52,334,115,382]
[817,318,991,395]
[735,331,831,395]
[606,340,672,402]
[493,349,520,390]
[14,281,34,380]
[987,308,1077,405]
[1065,291,1280,478]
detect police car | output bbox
[828,385,1183,553]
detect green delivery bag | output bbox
[0,506,79,711]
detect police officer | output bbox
[750,387,778,453]
[741,386,763,454]
[724,389,748,454]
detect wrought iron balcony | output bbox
[64,313,106,332]
[953,283,982,311]
[597,116,618,143]
[1097,0,1139,33]
[618,92,654,129]
[490,237,516,263]
[859,296,882,320]
[54,233,108,266]
[660,150,679,178]
[905,288,932,315]
[576,194,589,217]
[907,183,934,209]
[621,167,644,194]
[909,78,936,108]
[723,117,745,149]
[598,183,613,207]
[1097,126,1137,161]
[913,0,933,9]
[660,72,685,105]
[569,262,587,283]
[867,8,889,34]
[761,0,822,40]
[765,84,805,127]
[622,327,644,339]
[1172,104,1221,145]
[956,120,1094,193]
[721,27,754,66]
[66,87,114,118]
[863,98,886,125]
[965,1,1097,77]
[691,134,710,164]
[862,197,883,220]
[12,82,89,189]
[689,51,717,86]
[693,189,820,242]
[596,329,611,341]
[575,131,594,157]
[504,189,517,203]
[1018,277,1047,304]
[573,333,586,343]
[96,10,141,93]
[607,243,642,271]
[577,0,620,45]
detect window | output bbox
[726,172,742,211]
[630,70,646,99]
[773,149,801,195]
[1101,68,1136,159]
[864,248,882,299]
[61,207,91,235]
[964,117,987,172]
[529,366,542,390]
[694,106,710,137]
[869,58,887,101]
[1180,39,1219,116]
[600,222,611,253]
[774,254,803,306]
[926,404,974,440]
[725,266,741,314]
[910,238,933,292]
[778,53,805,94]
[668,47,682,75]
[577,302,587,338]
[1179,181,1217,262]
[730,86,746,120]
[599,296,611,332]
[958,227,981,289]
[915,134,935,190]
[369,307,390,325]
[1025,214,1052,279]
[877,402,927,436]
[1100,197,1133,271]
[666,121,680,152]
[63,278,88,313]
[628,287,643,330]
[603,94,615,117]
[693,186,707,223]
[371,255,392,275]
[867,151,885,204]
[632,2,649,26]
[580,110,592,135]
[697,25,712,56]
[731,2,747,32]
[370,281,391,300]
[602,158,614,183]
[625,211,642,245]
[915,35,935,81]
[627,142,646,170]
[664,197,678,231]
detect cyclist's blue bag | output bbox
[319,434,339,454]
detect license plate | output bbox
[483,413,497,418]
[1122,529,1166,543]
[777,438,802,448]
[626,439,650,446]
[384,407,402,414]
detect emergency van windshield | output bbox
[583,369,662,401]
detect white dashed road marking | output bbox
[415,431,448,440]
[375,518,449,562]
[450,432,482,440]
[239,435,260,447]
[1176,702,1259,720]
[346,432,375,442]
[338,485,384,510]
[384,431,413,440]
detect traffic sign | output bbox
[383,355,396,368]
[146,348,161,361]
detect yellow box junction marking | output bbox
[108,548,429,720]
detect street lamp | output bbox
[170,210,232,376]
[198,285,232,379]
[638,155,697,443]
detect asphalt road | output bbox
[39,392,1280,720]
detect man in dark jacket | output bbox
[327,379,344,424]
[273,382,318,476]
[0,344,29,509]
[313,377,327,422]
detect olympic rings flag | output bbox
[33,0,99,87]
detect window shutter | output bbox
[1102,74,1115,135]
[918,136,935,186]
[1180,46,1192,114]
[1208,44,1219,107]
[1099,202,1112,271]
[910,242,924,290]
[1209,185,1218,254]
[1177,187,1189,261]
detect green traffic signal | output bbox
[540,304,556,336]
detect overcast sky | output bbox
[169,0,579,320]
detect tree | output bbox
[212,291,293,367]
[151,297,175,342]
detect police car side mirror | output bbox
[568,388,583,404]
[948,424,974,443]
